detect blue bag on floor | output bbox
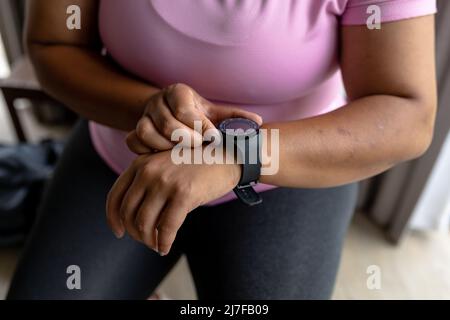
[0,140,64,246]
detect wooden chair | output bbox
[0,56,59,142]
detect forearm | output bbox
[260,94,435,188]
[28,44,159,131]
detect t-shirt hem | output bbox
[341,0,437,26]
[88,121,124,175]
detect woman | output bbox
[7,0,437,299]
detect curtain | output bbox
[0,0,25,64]
[367,0,450,242]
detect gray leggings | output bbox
[7,120,358,300]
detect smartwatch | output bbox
[218,118,263,206]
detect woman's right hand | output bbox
[126,83,263,154]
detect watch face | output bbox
[219,118,259,137]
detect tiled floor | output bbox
[334,214,450,299]
[1,213,449,300]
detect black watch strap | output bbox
[234,185,262,206]
[234,133,262,206]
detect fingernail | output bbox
[113,230,124,239]
[151,246,158,253]
[159,251,168,257]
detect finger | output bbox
[136,116,174,151]
[165,85,217,134]
[120,176,147,242]
[134,189,167,252]
[126,131,153,155]
[151,97,203,147]
[207,104,263,126]
[106,165,136,239]
[156,199,190,256]
[165,84,198,126]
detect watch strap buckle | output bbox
[233,185,263,206]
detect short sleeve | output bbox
[341,0,437,25]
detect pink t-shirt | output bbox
[90,0,436,204]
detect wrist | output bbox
[221,147,242,187]
[230,163,242,187]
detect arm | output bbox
[25,0,158,131]
[26,0,262,138]
[260,15,437,187]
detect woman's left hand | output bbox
[106,150,241,256]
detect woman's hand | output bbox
[106,150,241,256]
[126,83,263,154]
